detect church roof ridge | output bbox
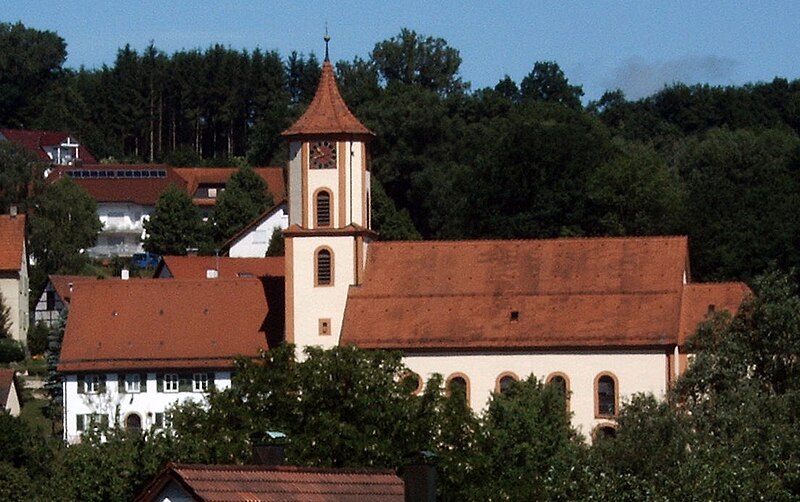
[281,59,374,137]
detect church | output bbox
[279,47,748,438]
[58,45,749,442]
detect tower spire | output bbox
[324,25,330,62]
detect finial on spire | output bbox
[324,24,331,61]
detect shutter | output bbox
[179,373,192,392]
[77,376,85,394]
[118,374,125,393]
[140,373,147,392]
[99,375,107,393]
[100,414,109,428]
[207,372,215,391]
[76,414,84,431]
[156,373,163,392]
[155,412,164,427]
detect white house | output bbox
[0,128,97,167]
[0,369,22,416]
[0,213,29,343]
[220,201,289,257]
[57,277,270,443]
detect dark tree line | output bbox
[4,21,800,281]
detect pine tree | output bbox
[143,183,210,255]
[211,166,273,243]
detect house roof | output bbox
[678,282,751,345]
[219,200,287,255]
[155,256,285,279]
[0,128,97,163]
[0,214,26,271]
[340,237,747,351]
[0,369,20,409]
[48,275,114,305]
[58,278,270,372]
[281,60,373,138]
[48,164,186,206]
[174,167,286,203]
[135,463,404,502]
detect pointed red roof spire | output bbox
[281,39,373,138]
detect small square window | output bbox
[319,318,332,336]
[193,373,208,392]
[125,374,141,393]
[163,373,179,392]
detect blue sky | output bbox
[4,1,800,101]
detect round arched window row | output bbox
[316,249,332,286]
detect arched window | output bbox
[401,372,423,395]
[594,423,617,441]
[315,190,332,227]
[495,372,519,393]
[546,372,571,412]
[595,373,618,418]
[125,413,142,431]
[315,248,333,286]
[446,373,470,404]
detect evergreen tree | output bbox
[265,227,284,256]
[143,183,210,255]
[211,166,273,243]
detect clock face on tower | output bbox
[310,140,337,169]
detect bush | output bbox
[0,338,25,363]
[27,323,50,356]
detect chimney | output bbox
[401,451,437,502]
[250,431,287,466]
[121,269,130,280]
[9,205,17,218]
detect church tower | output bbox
[281,38,375,351]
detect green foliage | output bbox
[143,183,210,255]
[26,322,50,356]
[211,166,273,243]
[44,310,65,415]
[265,227,284,256]
[28,178,101,275]
[520,61,584,109]
[370,177,421,240]
[0,339,25,363]
[0,142,44,213]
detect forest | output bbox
[3,22,800,282]
[2,20,800,501]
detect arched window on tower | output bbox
[595,373,618,418]
[315,248,333,286]
[315,190,332,227]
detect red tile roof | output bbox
[48,164,186,206]
[58,279,269,372]
[48,275,119,305]
[0,129,96,163]
[678,282,751,345]
[174,167,286,203]
[282,60,373,138]
[135,464,404,502]
[0,214,26,271]
[157,256,284,279]
[341,237,747,350]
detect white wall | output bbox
[62,370,232,443]
[3,379,20,416]
[89,202,152,257]
[0,243,28,342]
[404,350,668,439]
[228,206,289,258]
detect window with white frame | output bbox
[86,374,101,393]
[163,373,179,392]
[125,374,141,393]
[193,373,208,392]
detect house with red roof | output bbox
[0,212,29,342]
[0,129,96,168]
[57,277,270,443]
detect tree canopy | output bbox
[143,183,210,255]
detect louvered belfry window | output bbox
[316,190,331,227]
[316,249,332,285]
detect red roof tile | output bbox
[0,214,26,271]
[282,60,373,137]
[48,164,186,205]
[0,129,96,163]
[58,279,269,372]
[157,256,284,279]
[678,282,751,345]
[341,237,746,350]
[174,167,286,203]
[135,464,404,502]
[48,275,121,305]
